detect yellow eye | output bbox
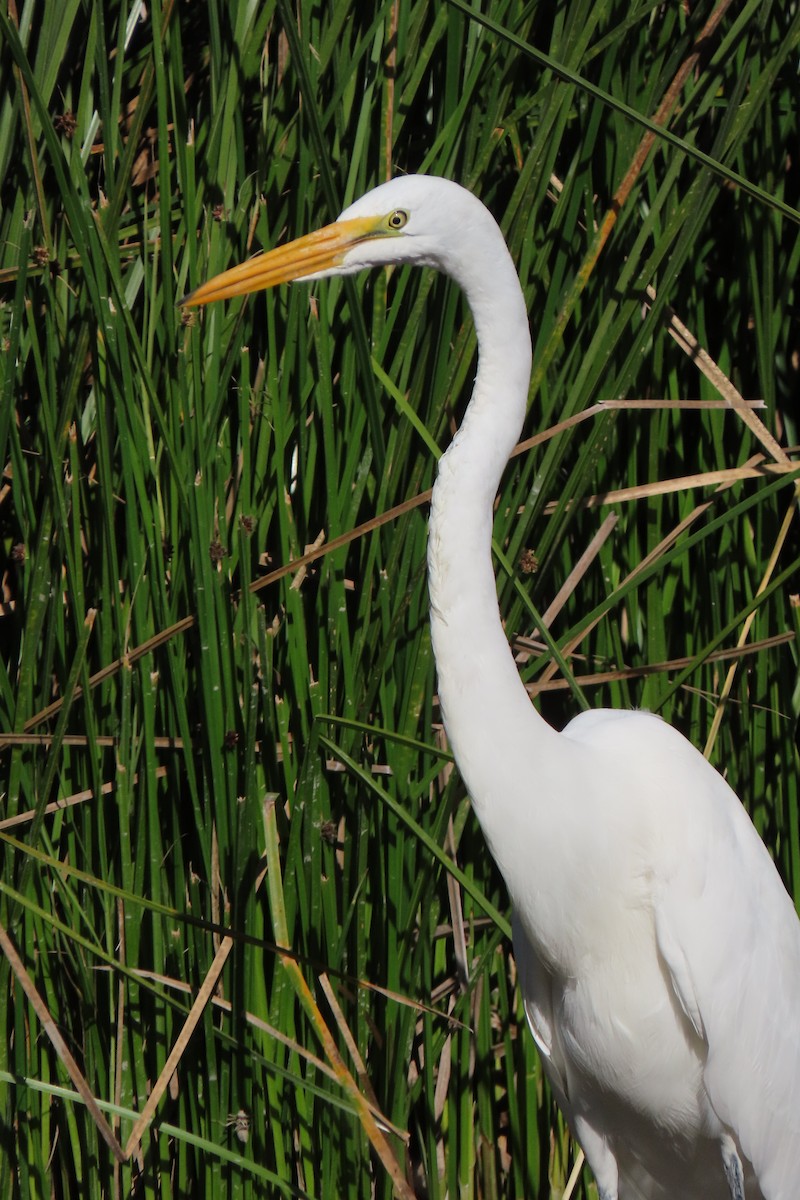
[387,209,409,230]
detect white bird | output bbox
[184,175,800,1199]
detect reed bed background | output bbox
[1,1,799,1196]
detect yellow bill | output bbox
[181,215,381,307]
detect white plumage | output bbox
[186,175,800,1199]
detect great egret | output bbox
[184,176,800,1199]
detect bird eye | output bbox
[387,209,409,230]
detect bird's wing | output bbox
[565,708,800,1199]
[648,729,800,1199]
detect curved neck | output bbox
[427,246,559,854]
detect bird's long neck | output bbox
[428,245,562,867]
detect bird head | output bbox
[181,175,492,306]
